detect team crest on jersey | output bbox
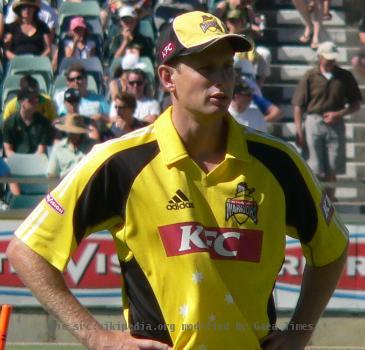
[225,182,258,224]
[200,15,224,33]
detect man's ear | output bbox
[158,65,176,93]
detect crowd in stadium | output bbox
[0,0,364,208]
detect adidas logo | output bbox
[166,189,194,210]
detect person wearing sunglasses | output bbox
[110,68,160,123]
[110,92,147,137]
[54,63,109,122]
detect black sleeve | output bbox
[2,118,14,145]
[37,19,51,34]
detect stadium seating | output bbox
[6,56,54,93]
[7,153,49,195]
[8,194,44,209]
[138,18,156,42]
[1,74,49,111]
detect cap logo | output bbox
[161,41,176,60]
[200,15,224,33]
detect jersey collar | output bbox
[155,106,250,167]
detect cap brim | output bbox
[180,34,252,57]
[55,125,89,134]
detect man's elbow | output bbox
[6,237,22,266]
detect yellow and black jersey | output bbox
[15,107,348,349]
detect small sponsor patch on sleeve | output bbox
[46,193,65,215]
[320,192,334,225]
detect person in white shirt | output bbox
[109,68,160,123]
[229,80,282,132]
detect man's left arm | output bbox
[261,248,347,350]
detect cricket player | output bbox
[7,11,348,350]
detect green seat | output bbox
[139,56,155,80]
[8,194,44,209]
[7,56,53,93]
[58,1,101,35]
[1,74,48,110]
[138,18,156,42]
[7,153,49,195]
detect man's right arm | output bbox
[293,105,305,149]
[6,237,171,350]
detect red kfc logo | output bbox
[158,222,263,262]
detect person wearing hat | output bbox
[3,86,53,195]
[7,12,348,350]
[6,0,58,41]
[3,74,57,122]
[64,16,96,59]
[293,41,363,200]
[4,0,51,59]
[107,5,154,63]
[47,114,96,178]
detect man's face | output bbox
[21,95,39,114]
[67,71,87,93]
[126,72,146,98]
[168,40,235,119]
[121,16,137,32]
[226,17,245,34]
[114,99,134,121]
[319,56,337,72]
[233,90,252,109]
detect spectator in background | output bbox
[52,16,97,71]
[63,87,81,115]
[292,42,363,200]
[215,0,263,39]
[351,14,365,80]
[110,68,160,123]
[6,0,58,41]
[224,7,271,87]
[293,0,322,49]
[3,74,57,122]
[64,17,96,59]
[88,119,114,143]
[109,66,128,101]
[54,64,109,122]
[309,0,332,21]
[229,80,282,132]
[47,114,96,178]
[4,0,51,60]
[3,87,53,194]
[111,92,147,137]
[107,5,154,63]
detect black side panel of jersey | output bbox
[121,258,173,346]
[73,141,159,243]
[247,141,318,243]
